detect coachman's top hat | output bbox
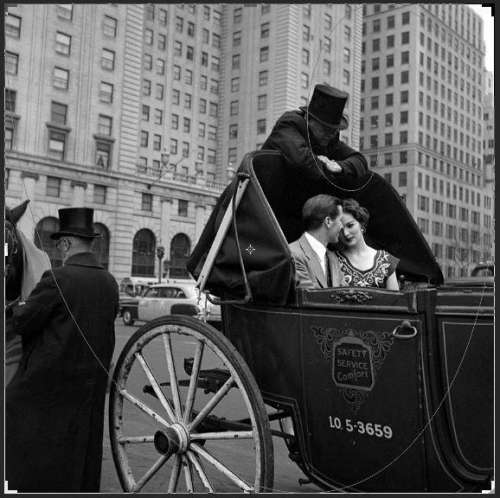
[50,207,100,240]
[301,84,349,130]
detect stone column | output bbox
[160,199,172,274]
[194,204,206,244]
[71,181,87,206]
[18,172,39,239]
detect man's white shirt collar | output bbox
[304,232,327,274]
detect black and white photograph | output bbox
[3,2,495,494]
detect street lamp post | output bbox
[156,245,165,283]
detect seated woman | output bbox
[334,198,399,290]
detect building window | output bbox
[184,92,192,109]
[143,79,151,96]
[170,138,178,154]
[384,173,392,184]
[401,31,410,44]
[260,22,270,38]
[233,31,241,47]
[230,100,239,116]
[400,91,409,104]
[48,132,66,160]
[46,176,61,197]
[159,8,167,25]
[143,54,152,71]
[323,59,331,76]
[301,72,309,89]
[153,83,163,100]
[99,81,113,103]
[199,99,207,114]
[132,229,156,277]
[186,46,194,61]
[6,52,19,75]
[56,4,73,21]
[183,117,191,133]
[144,28,153,45]
[257,119,266,134]
[95,141,111,169]
[153,134,161,151]
[98,114,112,136]
[400,151,408,163]
[260,46,269,62]
[231,77,240,92]
[211,55,220,72]
[233,7,242,23]
[174,41,182,57]
[103,15,117,37]
[156,58,165,75]
[398,171,407,187]
[50,101,67,125]
[140,130,148,147]
[259,71,268,86]
[5,89,16,112]
[402,11,410,25]
[171,113,179,129]
[93,185,107,204]
[302,48,310,65]
[232,54,240,70]
[182,141,190,158]
[384,153,392,166]
[401,71,409,84]
[141,193,153,212]
[101,48,115,70]
[229,124,238,139]
[145,4,155,21]
[178,200,188,217]
[344,25,351,42]
[188,21,195,37]
[257,94,267,110]
[303,25,310,42]
[372,39,380,51]
[54,32,71,55]
[6,13,21,38]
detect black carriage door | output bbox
[298,288,427,491]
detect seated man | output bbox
[289,194,343,289]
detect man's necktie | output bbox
[325,252,333,287]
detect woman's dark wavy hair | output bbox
[341,198,370,229]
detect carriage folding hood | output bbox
[187,150,443,303]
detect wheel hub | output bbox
[154,424,189,455]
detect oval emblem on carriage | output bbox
[332,335,375,391]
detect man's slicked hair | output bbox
[302,194,341,231]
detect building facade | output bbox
[5,3,362,282]
[360,3,494,277]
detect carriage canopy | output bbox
[187,151,443,304]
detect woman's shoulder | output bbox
[378,250,399,271]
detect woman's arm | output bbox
[385,271,400,291]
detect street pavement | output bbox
[100,318,320,493]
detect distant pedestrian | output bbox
[6,207,119,492]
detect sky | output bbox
[467,4,494,72]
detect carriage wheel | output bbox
[109,316,274,493]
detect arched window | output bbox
[132,229,156,276]
[169,233,191,278]
[92,222,110,270]
[34,217,62,267]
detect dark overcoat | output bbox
[261,109,369,186]
[6,252,119,492]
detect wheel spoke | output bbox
[190,442,252,492]
[119,389,170,428]
[131,453,170,492]
[134,352,176,423]
[183,340,205,424]
[162,333,183,421]
[187,376,235,432]
[118,435,155,444]
[186,450,214,492]
[167,455,182,493]
[182,454,194,492]
[190,431,254,441]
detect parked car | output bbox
[120,280,221,327]
[470,263,494,277]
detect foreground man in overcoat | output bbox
[6,208,119,492]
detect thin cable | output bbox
[305,5,373,193]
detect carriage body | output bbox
[221,283,493,491]
[189,150,493,492]
[109,151,493,493]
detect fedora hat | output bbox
[300,84,349,130]
[50,207,100,240]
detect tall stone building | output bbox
[360,4,494,277]
[5,3,363,282]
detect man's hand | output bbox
[318,155,342,173]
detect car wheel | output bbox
[122,309,135,326]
